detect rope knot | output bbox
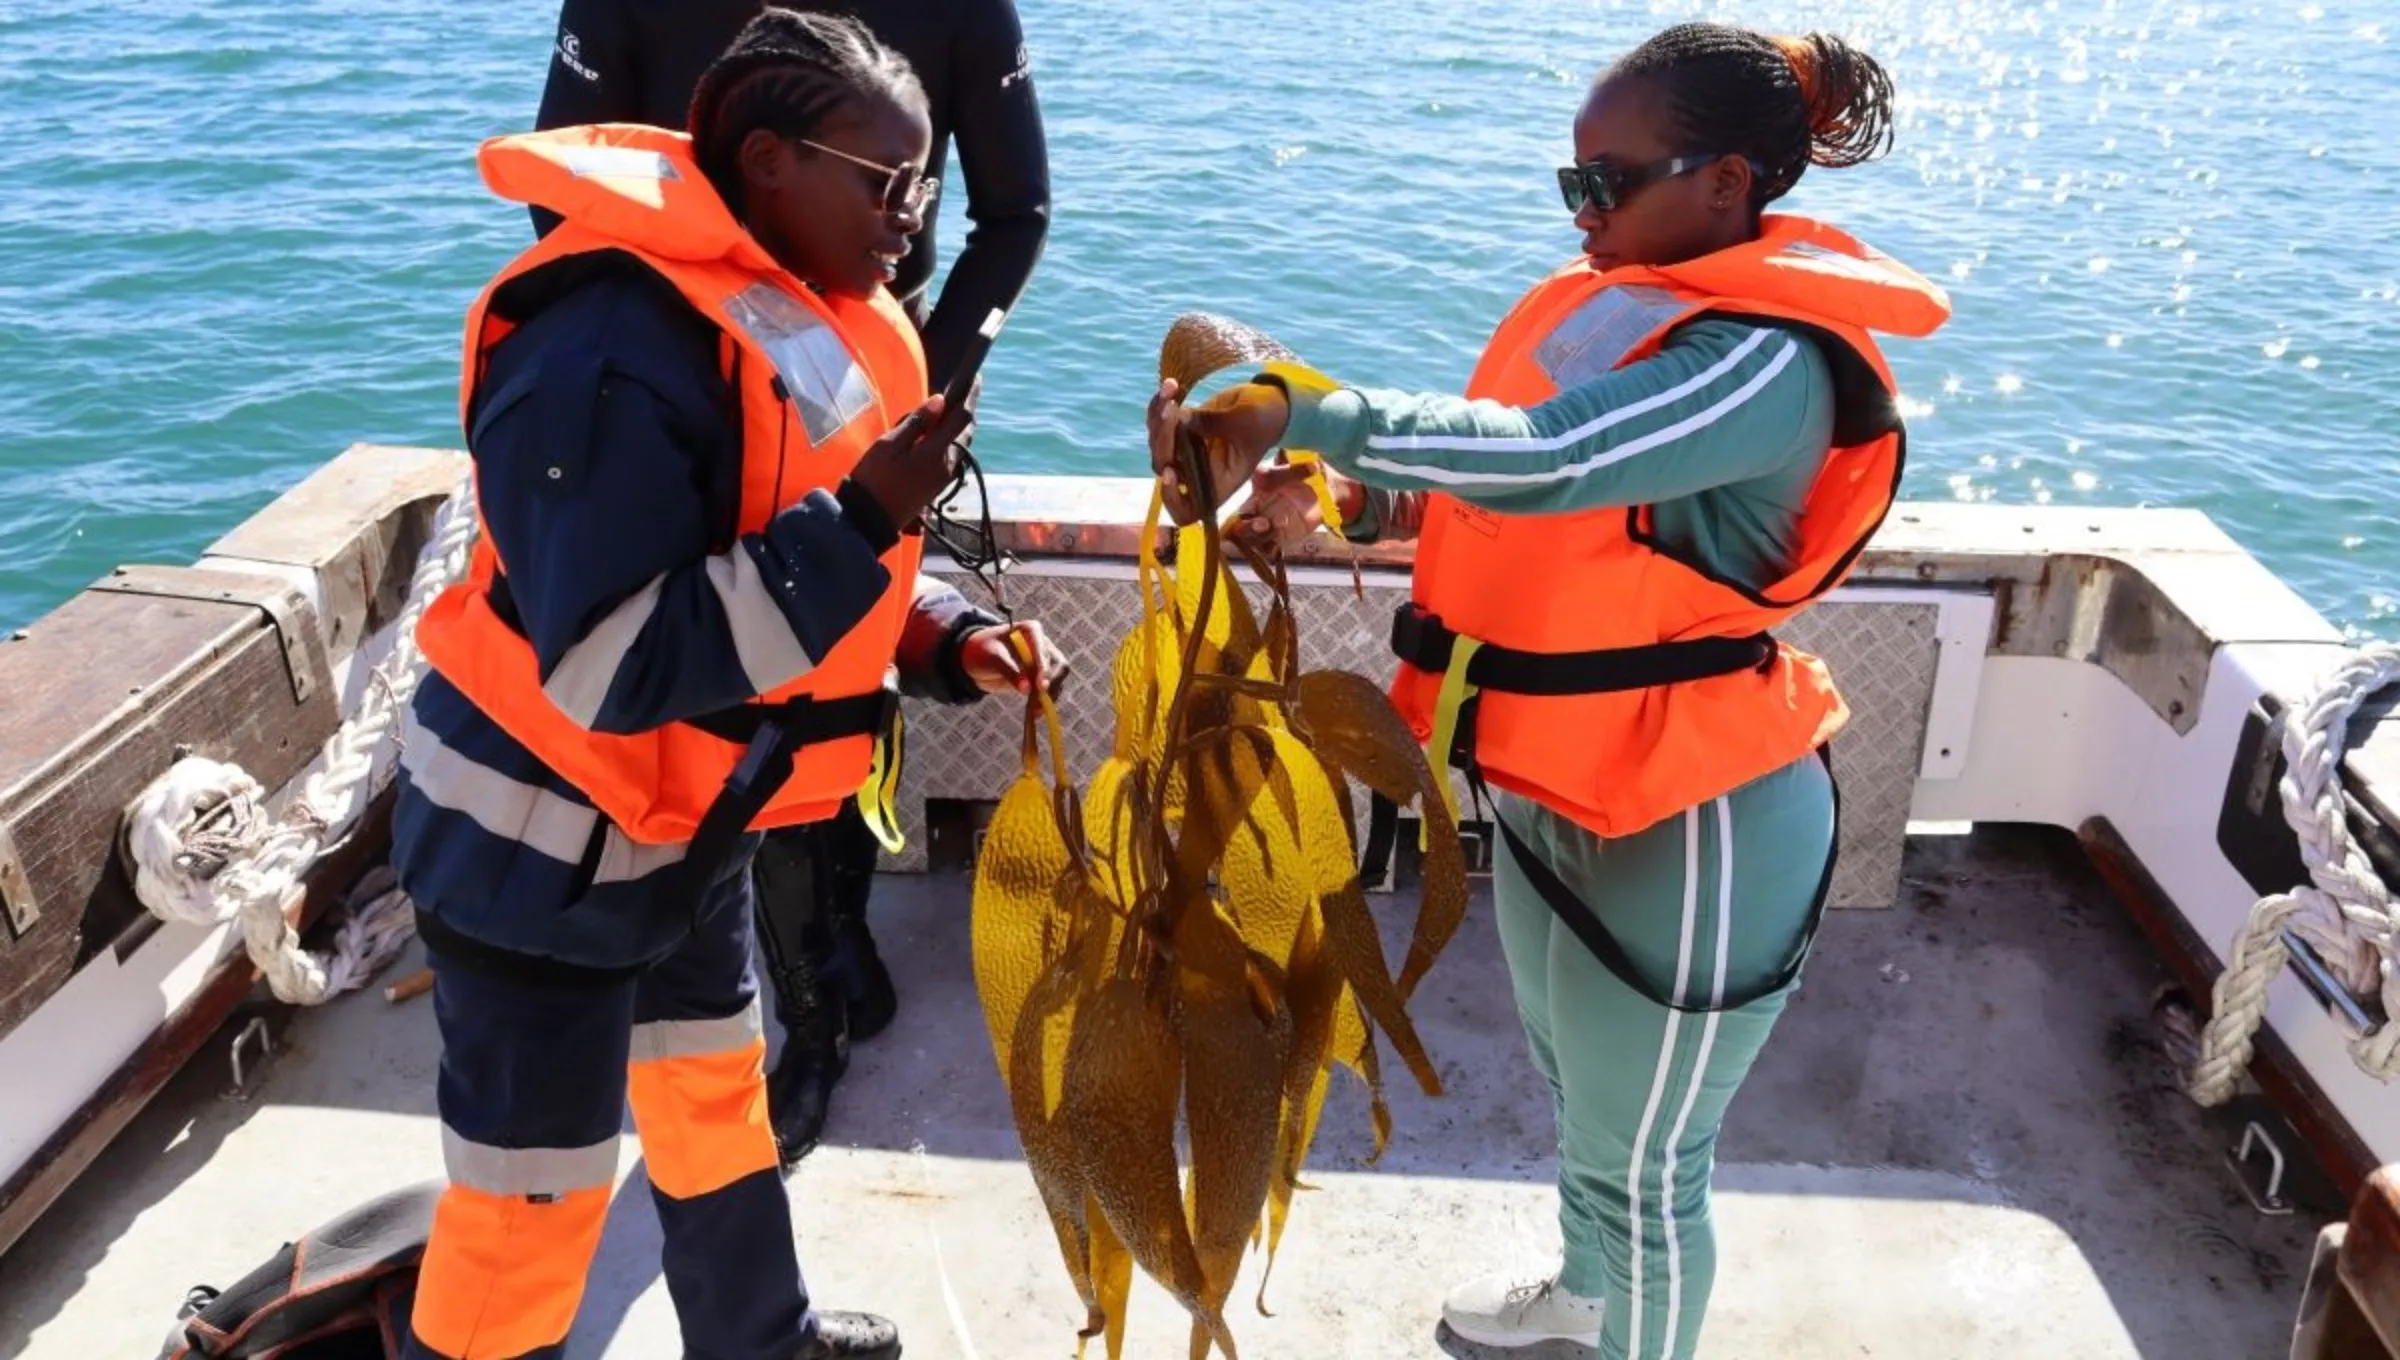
[2191,642,2400,1105]
[110,470,477,1006]
[124,756,271,928]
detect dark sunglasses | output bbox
[1555,153,1726,213]
[797,137,938,218]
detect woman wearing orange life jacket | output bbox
[1148,22,1948,1359]
[393,11,1064,1360]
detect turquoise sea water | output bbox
[2,0,2394,636]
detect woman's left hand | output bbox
[1146,378,1291,525]
[1231,457,1366,551]
[958,620,1070,697]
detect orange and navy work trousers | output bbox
[401,863,808,1360]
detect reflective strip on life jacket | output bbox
[722,282,880,446]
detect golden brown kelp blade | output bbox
[1254,903,1336,1311]
[1177,901,1291,1337]
[1061,972,1230,1352]
[1259,726,1442,1096]
[973,311,1470,1357]
[1159,312,1301,391]
[1294,668,1469,1000]
[1010,926,1101,1333]
[972,763,1079,1081]
[1086,1196,1136,1360]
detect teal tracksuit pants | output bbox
[1491,749,1836,1360]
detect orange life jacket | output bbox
[1387,215,1950,840]
[415,125,927,845]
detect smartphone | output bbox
[938,307,1006,425]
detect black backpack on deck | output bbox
[156,1181,440,1360]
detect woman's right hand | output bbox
[851,395,972,527]
[1146,378,1291,525]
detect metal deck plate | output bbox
[889,561,1940,908]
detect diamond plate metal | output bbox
[1782,602,1941,908]
[883,562,1939,909]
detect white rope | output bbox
[2189,642,2400,1105]
[119,473,477,1006]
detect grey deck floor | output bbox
[0,827,2332,1359]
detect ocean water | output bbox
[1,0,2394,637]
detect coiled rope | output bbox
[118,474,475,1005]
[2189,642,2400,1104]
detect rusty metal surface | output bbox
[2340,1166,2400,1354]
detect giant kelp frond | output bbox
[968,313,1470,1356]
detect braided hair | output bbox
[687,7,925,220]
[1609,22,1896,210]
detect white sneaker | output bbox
[1441,1267,1604,1348]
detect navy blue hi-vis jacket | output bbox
[392,260,1001,970]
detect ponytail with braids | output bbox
[1610,22,1896,209]
[685,7,925,220]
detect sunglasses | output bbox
[1555,153,1727,213]
[797,137,939,218]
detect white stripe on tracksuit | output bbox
[1622,797,1732,1357]
[1351,332,1797,485]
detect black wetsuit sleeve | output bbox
[918,0,1051,395]
[529,0,643,237]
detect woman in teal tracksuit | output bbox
[1148,21,1946,1358]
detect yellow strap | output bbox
[1006,625,1072,790]
[856,706,907,855]
[1281,452,1348,543]
[1139,480,1166,613]
[1255,361,1350,542]
[1422,636,1484,851]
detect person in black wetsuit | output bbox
[533,0,1051,1166]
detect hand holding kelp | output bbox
[967,314,1472,1358]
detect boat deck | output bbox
[0,826,2334,1359]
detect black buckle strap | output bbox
[670,687,898,916]
[1495,744,1840,1015]
[679,687,897,748]
[1390,603,1775,696]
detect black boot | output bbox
[797,1310,900,1359]
[820,803,898,1042]
[835,915,897,1042]
[751,829,849,1171]
[765,973,848,1170]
